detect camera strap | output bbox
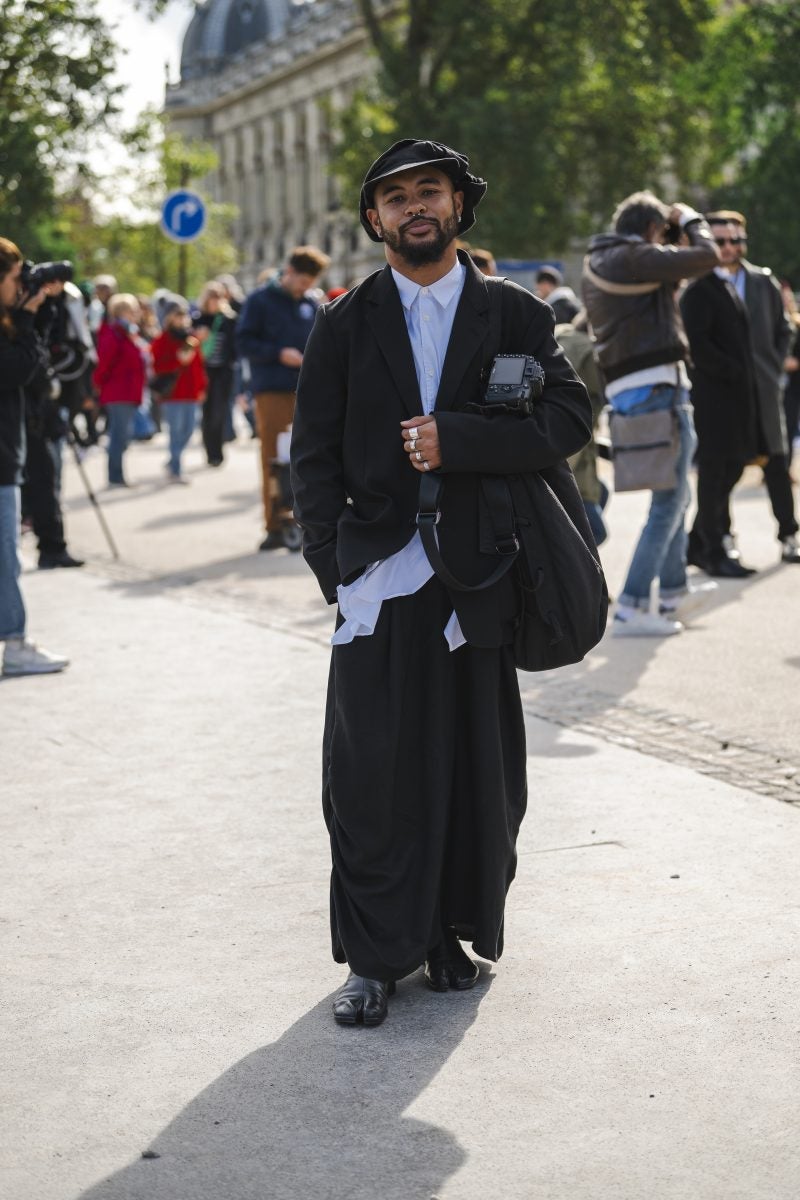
[416,277,520,594]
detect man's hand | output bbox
[668,202,702,227]
[400,414,441,472]
[279,347,303,368]
[784,355,800,373]
[177,347,196,365]
[21,286,47,313]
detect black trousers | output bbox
[322,577,528,982]
[761,455,799,540]
[690,458,744,560]
[201,366,234,464]
[22,433,66,556]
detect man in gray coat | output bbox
[710,211,800,563]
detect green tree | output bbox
[695,2,800,280]
[0,0,120,257]
[55,115,239,297]
[335,0,718,256]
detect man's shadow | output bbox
[77,975,493,1200]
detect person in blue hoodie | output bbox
[236,245,330,550]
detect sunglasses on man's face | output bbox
[714,237,744,246]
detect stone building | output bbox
[165,0,384,288]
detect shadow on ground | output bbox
[76,976,493,1200]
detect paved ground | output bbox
[2,425,799,1199]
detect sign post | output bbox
[160,189,207,296]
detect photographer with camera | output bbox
[18,266,90,570]
[582,191,720,636]
[150,298,207,484]
[0,238,68,676]
[291,139,591,1027]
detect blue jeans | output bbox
[162,402,197,477]
[618,386,697,608]
[0,485,26,640]
[105,404,136,484]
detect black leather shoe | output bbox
[332,973,395,1027]
[38,550,85,570]
[705,554,756,578]
[258,531,285,551]
[424,927,480,992]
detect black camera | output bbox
[470,354,545,417]
[20,259,74,298]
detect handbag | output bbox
[150,370,179,398]
[417,462,608,673]
[608,406,679,492]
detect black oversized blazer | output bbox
[680,271,760,463]
[290,251,591,648]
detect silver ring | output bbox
[415,450,423,461]
[408,426,419,439]
[409,438,417,451]
[423,461,431,471]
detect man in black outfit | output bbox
[680,218,760,577]
[290,139,590,1027]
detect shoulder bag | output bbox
[417,279,608,671]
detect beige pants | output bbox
[254,391,295,532]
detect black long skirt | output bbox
[322,577,528,982]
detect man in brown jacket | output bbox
[582,191,720,636]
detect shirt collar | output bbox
[391,259,465,312]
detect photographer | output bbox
[150,298,207,483]
[0,237,68,676]
[582,192,720,636]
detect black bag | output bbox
[150,370,179,397]
[417,464,608,672]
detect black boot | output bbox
[332,973,396,1026]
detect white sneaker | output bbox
[3,638,69,676]
[612,610,683,638]
[661,580,718,623]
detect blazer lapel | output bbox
[365,266,421,418]
[434,257,491,413]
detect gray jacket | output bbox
[741,260,793,457]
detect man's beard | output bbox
[381,207,460,267]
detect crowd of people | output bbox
[1,183,798,676]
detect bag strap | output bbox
[417,473,519,593]
[582,256,661,296]
[416,277,519,594]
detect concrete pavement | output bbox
[2,426,800,1199]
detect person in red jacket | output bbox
[150,299,207,484]
[92,294,148,487]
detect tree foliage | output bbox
[55,115,239,298]
[0,0,121,257]
[335,0,717,256]
[696,1,800,281]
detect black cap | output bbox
[359,138,487,243]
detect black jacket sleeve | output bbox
[0,311,45,390]
[290,308,348,603]
[435,302,592,474]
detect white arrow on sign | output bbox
[170,198,200,233]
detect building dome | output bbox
[180,0,292,80]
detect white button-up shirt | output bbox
[332,260,467,650]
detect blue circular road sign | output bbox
[160,189,207,243]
